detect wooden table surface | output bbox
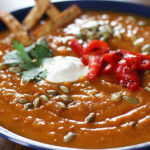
[0,0,150,149]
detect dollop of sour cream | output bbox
[42,56,88,83]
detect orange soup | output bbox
[1,11,150,149]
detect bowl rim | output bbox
[1,0,150,149]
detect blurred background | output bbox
[0,0,150,12]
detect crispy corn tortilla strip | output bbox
[0,11,32,46]
[23,0,50,30]
[46,5,60,19]
[33,5,82,38]
[35,0,60,18]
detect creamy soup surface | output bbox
[0,11,150,149]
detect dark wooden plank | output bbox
[0,138,33,150]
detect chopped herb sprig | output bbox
[4,40,54,82]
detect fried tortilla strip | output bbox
[23,0,50,30]
[33,5,82,38]
[35,0,60,18]
[0,11,32,46]
[46,5,60,19]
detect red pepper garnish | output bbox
[83,40,110,55]
[138,54,150,70]
[123,52,141,70]
[85,40,110,79]
[101,61,116,74]
[70,39,150,91]
[87,55,103,80]
[102,50,122,63]
[71,39,83,57]
[114,59,140,91]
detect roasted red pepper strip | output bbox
[114,59,140,91]
[87,55,103,80]
[123,53,141,70]
[101,61,116,74]
[71,39,83,57]
[102,50,122,63]
[71,39,88,65]
[87,48,111,78]
[83,40,110,55]
[138,54,150,70]
[71,39,150,91]
[120,50,150,70]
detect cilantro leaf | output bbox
[14,41,35,69]
[30,40,53,66]
[4,50,23,65]
[3,40,54,82]
[21,68,47,82]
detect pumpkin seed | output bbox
[39,95,49,101]
[144,70,150,75]
[57,102,66,109]
[99,24,113,41]
[92,25,99,34]
[17,98,28,104]
[24,103,33,110]
[86,31,94,39]
[103,32,111,39]
[80,28,87,35]
[129,121,137,127]
[67,101,76,107]
[85,112,95,123]
[114,32,123,40]
[47,90,58,96]
[144,87,150,92]
[64,132,76,143]
[123,96,139,104]
[111,92,122,102]
[33,98,41,108]
[127,16,137,23]
[94,32,101,39]
[141,44,150,52]
[133,38,144,46]
[59,95,72,103]
[76,33,84,40]
[130,34,137,42]
[100,36,107,41]
[0,63,7,70]
[9,66,21,73]
[138,21,147,27]
[102,24,113,34]
[59,86,70,93]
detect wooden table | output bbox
[0,0,150,149]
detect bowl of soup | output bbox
[1,0,150,149]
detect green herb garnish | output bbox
[14,41,35,69]
[4,40,53,82]
[29,40,53,66]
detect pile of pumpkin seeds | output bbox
[17,98,41,110]
[57,85,72,109]
[16,85,73,110]
[126,15,149,49]
[76,23,114,42]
